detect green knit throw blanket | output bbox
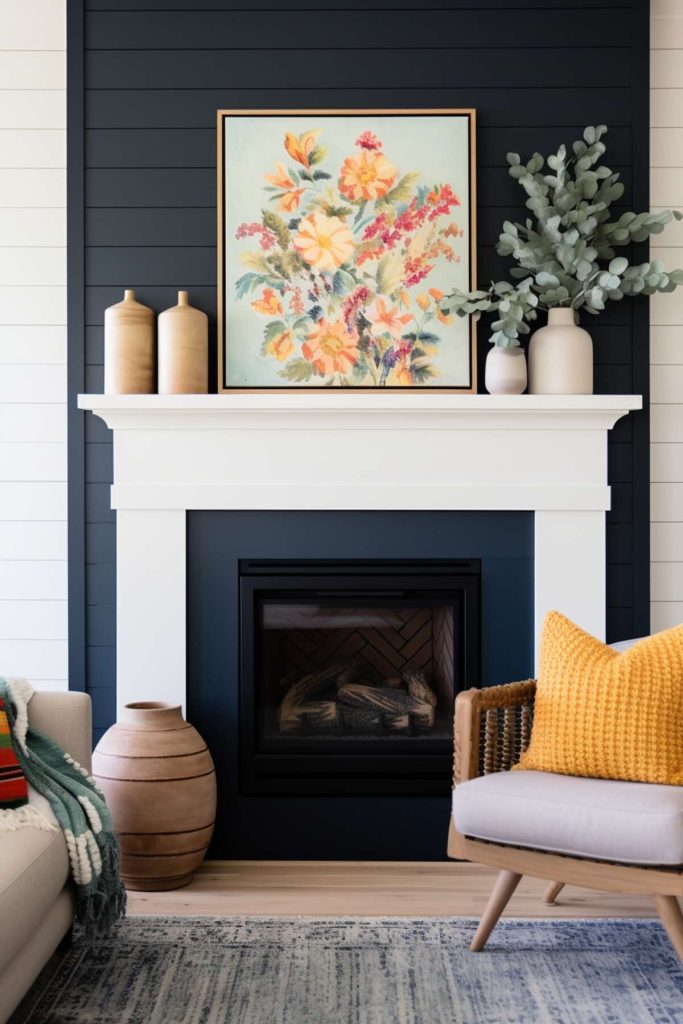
[0,679,126,937]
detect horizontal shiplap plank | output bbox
[0,560,67,600]
[652,12,683,49]
[2,0,66,49]
[0,442,66,482]
[651,363,683,403]
[651,560,683,600]
[0,92,66,131]
[0,520,67,560]
[0,482,66,521]
[651,326,683,363]
[0,364,66,403]
[0,325,66,364]
[0,639,67,679]
[85,9,630,50]
[0,131,66,169]
[651,128,683,167]
[0,248,66,287]
[649,208,683,246]
[650,285,683,326]
[0,404,66,443]
[0,600,67,641]
[85,47,630,91]
[651,49,683,88]
[85,88,633,130]
[0,287,66,326]
[651,601,683,631]
[85,125,633,170]
[0,169,66,209]
[0,208,66,246]
[650,171,683,207]
[651,522,683,561]
[652,482,683,521]
[0,52,65,90]
[651,404,683,443]
[651,443,683,482]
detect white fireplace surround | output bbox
[79,393,641,715]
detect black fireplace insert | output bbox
[239,559,480,794]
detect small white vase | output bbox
[485,346,527,395]
[528,307,593,395]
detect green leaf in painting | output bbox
[377,172,421,208]
[312,170,332,181]
[332,267,356,295]
[278,358,316,382]
[308,145,327,167]
[235,272,268,300]
[262,209,291,249]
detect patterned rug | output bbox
[10,916,683,1024]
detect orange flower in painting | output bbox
[415,293,430,311]
[277,189,305,213]
[293,212,354,272]
[251,288,283,316]
[394,359,413,386]
[339,150,397,202]
[284,129,321,169]
[265,328,295,362]
[302,319,358,376]
[428,287,444,302]
[264,162,295,189]
[366,297,412,340]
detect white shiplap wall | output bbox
[0,0,67,689]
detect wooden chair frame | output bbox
[448,681,683,958]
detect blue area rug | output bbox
[11,916,683,1024]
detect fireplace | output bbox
[239,559,480,795]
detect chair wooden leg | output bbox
[543,881,565,905]
[470,869,522,952]
[653,895,683,961]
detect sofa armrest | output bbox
[453,680,536,786]
[28,691,93,773]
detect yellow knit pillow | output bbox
[516,612,683,784]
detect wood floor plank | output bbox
[126,861,655,918]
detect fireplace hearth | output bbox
[239,559,480,795]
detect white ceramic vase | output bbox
[484,345,527,395]
[528,307,593,395]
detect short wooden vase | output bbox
[104,289,155,394]
[93,702,216,891]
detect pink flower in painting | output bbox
[356,131,382,151]
[365,297,412,339]
[235,222,277,251]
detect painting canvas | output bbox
[218,110,476,391]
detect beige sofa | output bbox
[0,691,92,1023]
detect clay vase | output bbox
[484,345,527,395]
[104,289,155,394]
[92,702,216,891]
[158,290,208,394]
[528,307,593,395]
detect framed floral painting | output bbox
[217,109,476,391]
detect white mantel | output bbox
[79,393,642,714]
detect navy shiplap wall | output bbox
[69,0,650,736]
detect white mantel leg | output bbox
[534,510,606,669]
[116,509,187,717]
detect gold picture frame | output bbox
[217,109,477,393]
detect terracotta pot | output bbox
[158,290,209,394]
[528,307,593,395]
[484,345,527,395]
[104,289,155,394]
[93,702,216,891]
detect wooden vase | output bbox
[92,702,216,891]
[104,289,155,394]
[158,290,208,394]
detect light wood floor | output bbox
[127,861,655,918]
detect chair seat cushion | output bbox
[452,770,683,866]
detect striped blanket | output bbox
[0,690,28,809]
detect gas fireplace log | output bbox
[291,700,339,733]
[337,683,435,730]
[277,656,361,732]
[402,670,438,708]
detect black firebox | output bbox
[239,559,480,795]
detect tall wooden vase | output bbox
[158,290,208,394]
[93,702,216,891]
[104,289,155,394]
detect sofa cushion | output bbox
[452,770,683,866]
[0,793,70,972]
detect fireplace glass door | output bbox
[239,560,480,794]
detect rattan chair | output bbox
[448,680,683,958]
